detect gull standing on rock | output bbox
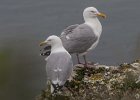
[40,35,73,93]
[41,7,106,66]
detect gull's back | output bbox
[60,24,98,54]
[46,52,73,86]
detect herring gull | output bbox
[40,35,73,93]
[40,7,106,66]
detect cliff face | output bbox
[36,60,140,100]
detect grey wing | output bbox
[46,52,73,86]
[46,54,57,81]
[58,53,73,85]
[61,24,79,36]
[60,24,98,54]
[40,24,79,57]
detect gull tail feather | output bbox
[51,84,63,94]
[51,84,55,93]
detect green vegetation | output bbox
[0,49,12,87]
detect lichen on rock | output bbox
[36,59,140,100]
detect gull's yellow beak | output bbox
[39,41,47,46]
[97,12,106,19]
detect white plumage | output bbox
[40,35,73,93]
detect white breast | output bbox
[84,18,102,52]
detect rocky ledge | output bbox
[36,59,140,100]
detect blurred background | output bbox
[0,0,140,100]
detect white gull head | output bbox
[83,7,106,22]
[45,35,62,46]
[40,35,66,53]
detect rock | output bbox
[36,59,140,100]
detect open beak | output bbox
[39,41,47,46]
[97,12,106,19]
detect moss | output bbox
[121,72,140,91]
[36,59,140,100]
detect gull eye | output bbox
[90,11,95,13]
